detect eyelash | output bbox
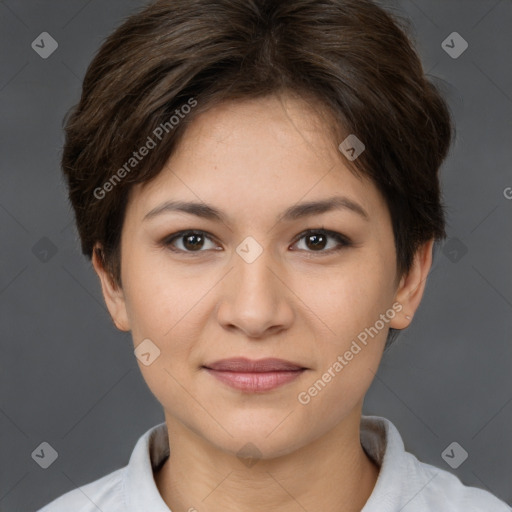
[161,228,353,257]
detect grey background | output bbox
[0,0,511,510]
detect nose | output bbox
[215,245,295,339]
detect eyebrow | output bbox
[143,195,369,223]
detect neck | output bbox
[155,408,379,512]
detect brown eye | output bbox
[304,232,328,251]
[292,229,352,254]
[164,230,219,253]
[182,232,205,251]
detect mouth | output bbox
[202,357,307,392]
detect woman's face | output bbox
[96,94,422,458]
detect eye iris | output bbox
[306,233,327,251]
[184,233,204,251]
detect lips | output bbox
[202,357,307,392]
[204,357,305,372]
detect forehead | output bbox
[126,95,387,226]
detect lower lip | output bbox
[204,368,305,392]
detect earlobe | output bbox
[91,245,131,332]
[390,239,434,330]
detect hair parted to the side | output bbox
[62,0,455,348]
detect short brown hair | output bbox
[62,0,454,345]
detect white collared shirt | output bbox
[37,415,511,511]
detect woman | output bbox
[37,0,511,510]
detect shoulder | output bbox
[361,415,511,512]
[404,452,511,511]
[35,422,169,512]
[36,467,126,512]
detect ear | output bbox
[92,245,131,332]
[390,239,434,330]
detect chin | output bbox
[200,413,313,461]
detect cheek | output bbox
[295,253,394,341]
[122,254,214,386]
[294,268,390,428]
[293,253,393,397]
[122,259,205,413]
[122,249,196,338]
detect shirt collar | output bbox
[124,420,170,511]
[360,415,407,511]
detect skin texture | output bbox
[93,93,434,512]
